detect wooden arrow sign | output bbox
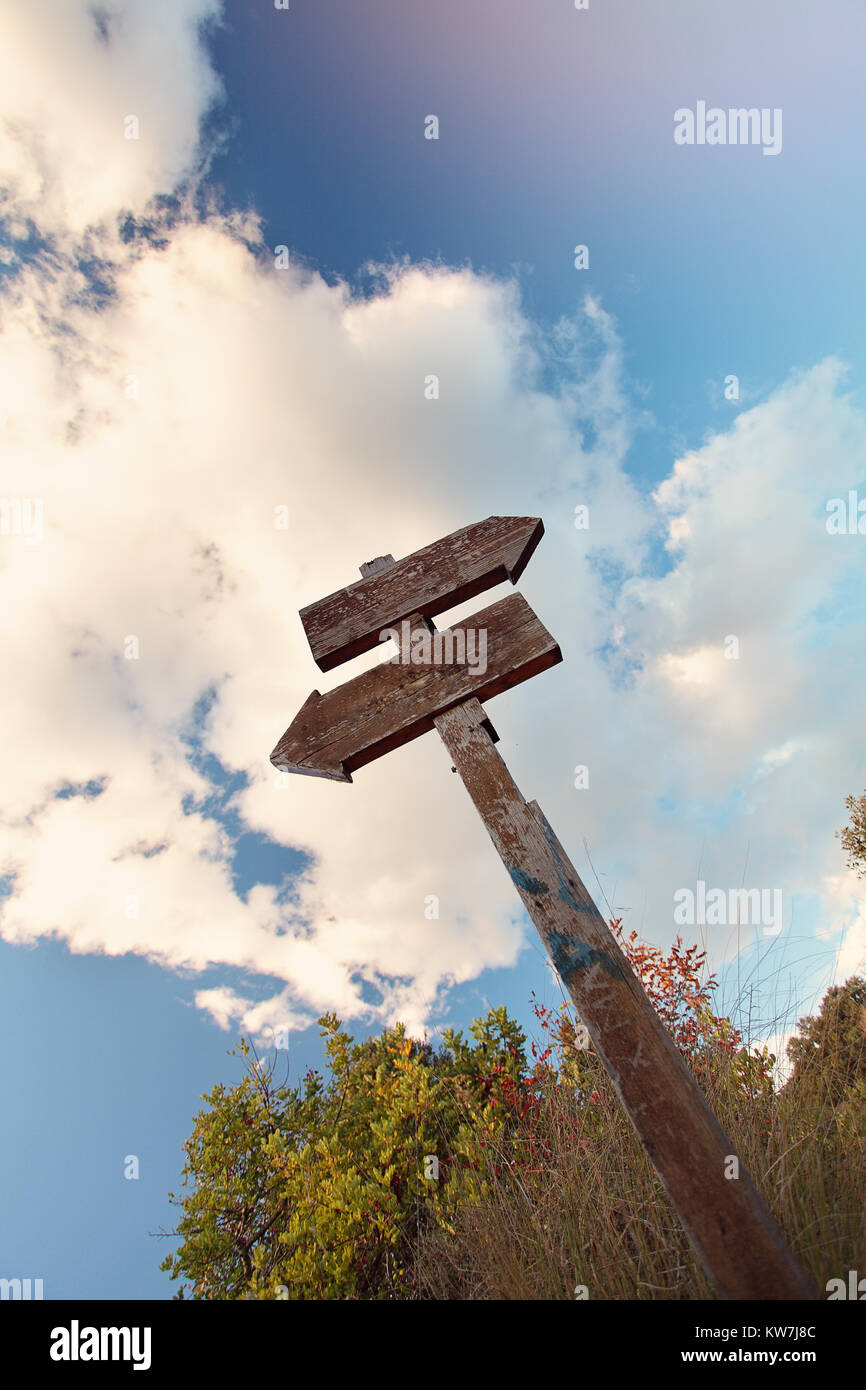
[299,514,543,671]
[272,592,560,781]
[270,514,816,1302]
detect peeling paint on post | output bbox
[508,866,548,897]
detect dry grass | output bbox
[412,1035,865,1300]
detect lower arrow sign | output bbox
[270,592,561,781]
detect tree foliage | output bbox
[161,922,779,1300]
[837,789,866,878]
[785,976,866,1107]
[160,1007,532,1299]
[160,790,866,1299]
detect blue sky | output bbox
[1,0,865,1298]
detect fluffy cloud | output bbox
[1,0,863,1045]
[0,0,222,240]
[0,205,643,1036]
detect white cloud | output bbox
[1,1,863,1047]
[0,0,223,240]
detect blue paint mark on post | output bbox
[536,811,599,916]
[509,865,548,896]
[547,929,627,983]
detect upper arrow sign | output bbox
[272,591,561,781]
[299,515,544,671]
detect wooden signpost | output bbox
[271,514,816,1301]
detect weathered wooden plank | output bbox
[359,555,395,578]
[433,698,817,1301]
[300,515,544,671]
[271,593,561,781]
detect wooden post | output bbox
[272,516,817,1301]
[433,698,816,1301]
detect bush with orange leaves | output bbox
[162,917,863,1300]
[412,923,860,1300]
